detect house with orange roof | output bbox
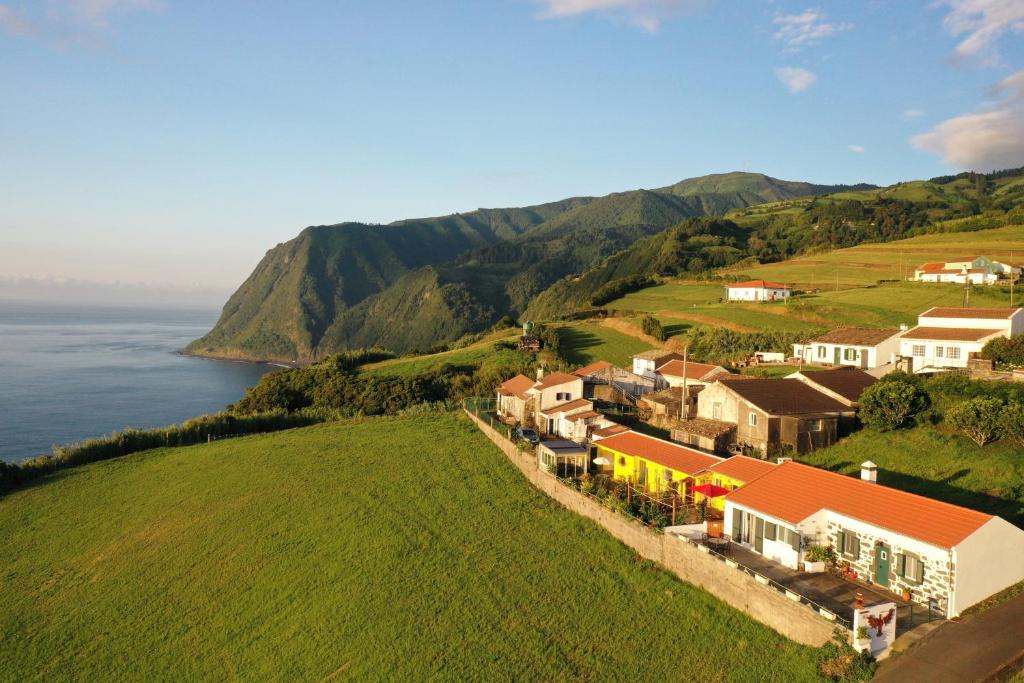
[573,360,655,398]
[594,431,724,498]
[723,460,1024,617]
[496,374,535,423]
[912,256,1017,285]
[898,307,1024,373]
[726,279,791,302]
[495,369,585,427]
[692,455,777,511]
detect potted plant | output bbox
[902,588,912,602]
[803,545,835,573]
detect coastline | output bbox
[176,348,301,369]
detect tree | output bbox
[859,379,928,431]
[946,397,1004,446]
[641,315,666,342]
[998,402,1024,447]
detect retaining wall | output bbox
[465,408,834,647]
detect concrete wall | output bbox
[952,517,1024,617]
[464,409,835,647]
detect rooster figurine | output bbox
[866,607,895,636]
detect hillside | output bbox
[0,415,826,681]
[188,172,851,362]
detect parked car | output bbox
[513,427,539,445]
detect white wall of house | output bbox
[724,502,802,569]
[918,271,997,285]
[951,516,1024,617]
[632,357,658,381]
[793,339,899,369]
[532,378,584,411]
[898,339,988,370]
[695,382,741,423]
[727,286,790,302]
[661,375,712,390]
[919,311,1021,336]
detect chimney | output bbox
[899,323,908,332]
[861,461,878,484]
[536,366,545,380]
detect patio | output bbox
[667,527,939,635]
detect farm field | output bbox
[0,414,829,681]
[727,224,1024,288]
[557,321,654,367]
[359,330,520,376]
[802,427,1024,529]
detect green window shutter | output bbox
[897,553,906,577]
[837,531,845,555]
[853,535,861,560]
[732,510,742,539]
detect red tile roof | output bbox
[533,371,582,390]
[729,279,789,290]
[725,461,992,549]
[920,307,1019,320]
[592,424,630,438]
[597,431,723,475]
[807,328,900,346]
[900,326,1003,342]
[497,374,535,400]
[701,455,777,483]
[656,359,728,381]
[539,398,592,416]
[565,410,601,422]
[573,360,615,377]
[917,262,946,272]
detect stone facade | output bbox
[825,519,953,614]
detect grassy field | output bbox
[557,322,654,367]
[728,224,1024,288]
[0,414,829,681]
[359,330,520,377]
[802,426,1024,528]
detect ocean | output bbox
[0,301,276,463]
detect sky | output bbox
[1,0,1023,306]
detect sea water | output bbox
[0,301,276,463]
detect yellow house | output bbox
[595,431,723,497]
[693,455,777,510]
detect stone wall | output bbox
[464,409,836,647]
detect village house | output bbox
[692,455,777,512]
[590,424,631,441]
[684,378,855,456]
[496,370,585,426]
[726,279,791,302]
[913,256,1018,285]
[655,359,732,416]
[723,460,1024,617]
[594,431,723,499]
[898,307,1024,373]
[631,349,684,384]
[792,328,902,370]
[787,368,878,408]
[537,440,589,478]
[573,360,655,399]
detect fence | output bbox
[462,399,837,647]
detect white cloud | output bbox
[772,9,851,50]
[533,0,708,32]
[901,108,926,120]
[911,68,1024,172]
[936,0,1024,65]
[0,0,159,46]
[847,144,865,153]
[775,66,816,93]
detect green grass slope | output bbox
[0,415,825,681]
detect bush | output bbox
[685,327,813,363]
[859,379,929,431]
[946,397,1004,446]
[980,337,1024,368]
[641,315,666,341]
[805,545,837,564]
[589,275,655,307]
[999,402,1024,447]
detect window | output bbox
[912,345,926,357]
[785,528,800,552]
[948,346,961,360]
[817,345,827,359]
[837,529,860,559]
[749,413,758,428]
[555,392,571,401]
[844,348,858,361]
[618,456,626,467]
[764,522,777,541]
[808,419,823,432]
[712,402,723,420]
[935,346,944,358]
[898,553,924,584]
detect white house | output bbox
[898,307,1024,373]
[913,257,1018,285]
[726,279,791,302]
[631,350,684,384]
[573,360,655,397]
[496,370,585,426]
[724,460,1024,617]
[792,328,902,369]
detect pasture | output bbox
[0,414,828,681]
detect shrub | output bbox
[980,337,1024,368]
[999,402,1024,447]
[805,545,837,564]
[859,379,929,431]
[946,397,1004,446]
[589,275,656,307]
[641,315,666,341]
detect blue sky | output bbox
[1,0,1022,304]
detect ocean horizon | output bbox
[0,300,275,464]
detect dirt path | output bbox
[656,310,755,333]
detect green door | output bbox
[833,346,841,365]
[754,517,764,554]
[875,543,890,588]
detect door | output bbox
[637,460,647,488]
[754,517,764,554]
[833,346,841,365]
[875,542,890,588]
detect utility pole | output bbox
[681,345,689,423]
[1011,251,1015,308]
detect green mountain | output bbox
[187,172,865,362]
